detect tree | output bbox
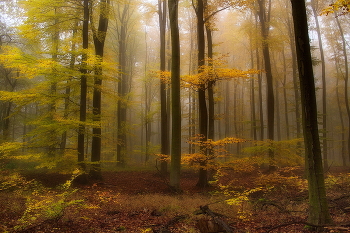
[77,0,89,181]
[195,0,209,188]
[158,0,169,175]
[168,0,181,191]
[334,11,350,164]
[311,0,328,171]
[257,0,275,170]
[90,0,110,179]
[115,1,133,167]
[290,0,332,226]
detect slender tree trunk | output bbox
[254,10,264,140]
[47,12,59,158]
[90,0,110,179]
[61,26,77,153]
[335,12,350,164]
[206,26,214,142]
[159,0,169,175]
[287,16,302,139]
[249,27,257,141]
[311,0,328,170]
[196,0,209,188]
[168,0,181,191]
[116,4,129,167]
[336,77,346,166]
[77,0,89,180]
[257,0,275,169]
[275,78,281,141]
[257,54,264,140]
[290,0,332,226]
[282,48,290,140]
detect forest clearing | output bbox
[1,165,350,232]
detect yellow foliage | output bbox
[155,153,170,162]
[183,135,247,169]
[0,142,25,156]
[150,57,261,90]
[0,46,39,79]
[242,138,304,167]
[0,172,33,191]
[254,168,307,192]
[322,0,350,15]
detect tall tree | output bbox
[290,0,332,226]
[168,0,181,191]
[90,0,110,179]
[158,0,169,175]
[77,0,89,180]
[195,0,209,188]
[286,14,302,140]
[311,0,328,170]
[116,2,131,167]
[334,11,350,164]
[257,0,275,169]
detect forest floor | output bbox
[1,166,350,232]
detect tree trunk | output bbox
[290,0,332,226]
[61,26,77,153]
[168,0,181,191]
[196,0,209,188]
[90,0,109,180]
[335,11,350,164]
[254,10,264,140]
[77,0,89,179]
[257,0,275,170]
[249,26,257,141]
[116,4,129,167]
[159,0,169,175]
[282,48,290,140]
[336,77,346,166]
[311,0,328,171]
[287,15,302,140]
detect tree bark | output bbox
[257,0,275,169]
[287,15,302,140]
[335,11,350,164]
[116,3,129,167]
[196,0,209,188]
[311,0,328,171]
[282,48,290,140]
[90,0,109,180]
[168,0,181,191]
[77,0,89,179]
[290,0,332,226]
[159,0,169,175]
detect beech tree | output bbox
[257,0,275,170]
[311,0,328,170]
[290,0,332,226]
[90,0,110,179]
[158,0,169,176]
[77,0,89,180]
[168,0,181,191]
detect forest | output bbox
[1,0,350,232]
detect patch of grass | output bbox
[119,193,237,219]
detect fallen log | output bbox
[197,205,234,233]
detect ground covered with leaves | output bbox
[1,166,350,232]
